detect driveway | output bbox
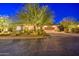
[0,32,79,56]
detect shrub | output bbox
[30,29,46,36]
[64,28,69,33]
[58,25,64,31]
[72,27,79,33]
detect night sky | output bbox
[0,3,79,24]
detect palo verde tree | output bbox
[17,3,54,35]
[0,16,12,32]
[18,3,53,27]
[60,17,77,32]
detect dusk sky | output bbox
[0,3,79,24]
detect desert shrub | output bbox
[15,31,21,36]
[64,28,69,33]
[58,25,64,31]
[30,29,46,36]
[72,27,79,33]
[37,29,46,36]
[25,30,33,35]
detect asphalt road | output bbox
[0,33,79,56]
